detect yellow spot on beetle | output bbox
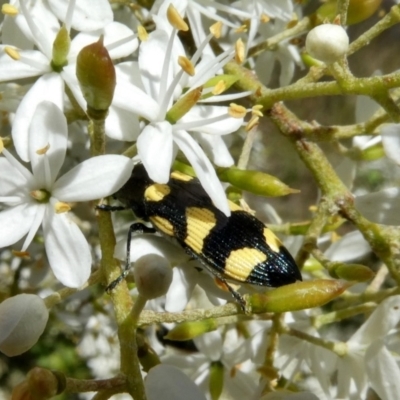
[150,216,174,237]
[145,184,170,202]
[171,171,193,182]
[225,248,267,282]
[185,207,216,254]
[263,228,282,253]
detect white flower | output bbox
[335,295,400,399]
[145,364,206,400]
[162,327,257,399]
[0,294,49,356]
[0,102,133,287]
[231,0,302,86]
[114,24,249,215]
[306,24,349,64]
[0,0,137,162]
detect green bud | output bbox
[316,0,382,25]
[218,167,299,197]
[76,36,116,116]
[51,25,70,71]
[330,263,375,282]
[165,319,218,341]
[358,142,385,161]
[248,279,351,313]
[167,87,202,124]
[210,361,224,400]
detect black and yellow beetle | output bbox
[99,163,302,308]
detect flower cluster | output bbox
[1,1,400,400]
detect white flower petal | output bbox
[12,73,64,162]
[48,0,113,32]
[139,29,172,103]
[115,235,188,265]
[366,339,400,400]
[113,78,160,122]
[29,101,68,187]
[179,105,243,135]
[324,231,370,262]
[355,188,400,225]
[355,95,380,124]
[173,130,230,216]
[0,294,49,357]
[349,295,400,345]
[0,158,29,197]
[137,122,174,183]
[105,106,140,141]
[52,155,133,202]
[145,364,206,400]
[194,330,223,361]
[0,204,36,247]
[17,0,59,56]
[0,48,50,81]
[43,207,91,287]
[195,133,234,167]
[2,15,34,50]
[61,65,86,110]
[381,123,400,165]
[69,22,137,60]
[165,266,197,313]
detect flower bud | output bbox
[306,24,349,64]
[210,361,224,400]
[316,0,382,25]
[248,279,351,313]
[27,368,60,399]
[76,36,116,116]
[0,294,49,356]
[165,319,218,341]
[52,25,70,71]
[218,167,299,197]
[134,254,172,300]
[331,263,375,282]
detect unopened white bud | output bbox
[306,24,349,64]
[134,254,172,299]
[0,294,49,356]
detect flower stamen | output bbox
[55,201,71,213]
[167,4,189,31]
[2,4,18,16]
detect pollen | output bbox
[209,21,222,38]
[228,103,247,119]
[4,46,20,61]
[36,143,50,155]
[260,14,270,23]
[235,38,245,64]
[137,25,148,41]
[245,115,259,132]
[252,105,263,117]
[12,250,30,258]
[212,80,226,95]
[2,4,19,16]
[178,56,195,76]
[55,201,71,213]
[167,4,189,32]
[235,24,247,34]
